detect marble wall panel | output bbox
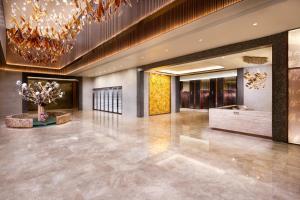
[288,69,300,144]
[288,29,300,144]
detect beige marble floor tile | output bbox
[0,111,299,200]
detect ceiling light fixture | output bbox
[159,65,224,75]
[243,56,268,64]
[7,0,133,64]
[252,22,258,26]
[180,70,237,81]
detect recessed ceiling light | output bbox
[252,22,258,26]
[140,56,145,59]
[159,65,224,75]
[198,39,203,42]
[165,49,169,52]
[222,56,225,59]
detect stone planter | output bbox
[5,112,72,128]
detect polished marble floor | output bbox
[0,111,299,200]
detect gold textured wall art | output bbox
[149,73,171,116]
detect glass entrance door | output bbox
[93,86,122,114]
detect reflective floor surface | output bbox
[0,111,299,200]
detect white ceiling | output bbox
[74,0,300,77]
[150,47,272,75]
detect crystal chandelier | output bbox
[7,0,132,64]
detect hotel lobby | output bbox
[0,0,300,199]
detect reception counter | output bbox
[209,105,272,138]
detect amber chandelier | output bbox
[7,0,132,64]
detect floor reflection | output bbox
[0,111,299,199]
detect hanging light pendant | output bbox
[7,0,133,64]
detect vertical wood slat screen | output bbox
[63,0,242,74]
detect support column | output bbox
[137,69,144,117]
[175,76,181,112]
[237,68,244,105]
[272,32,289,142]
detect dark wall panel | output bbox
[27,80,77,111]
[272,32,289,142]
[237,68,244,105]
[22,73,82,113]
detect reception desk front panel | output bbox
[209,107,272,138]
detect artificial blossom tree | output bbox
[16,81,64,121]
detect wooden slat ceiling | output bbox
[1,0,243,75]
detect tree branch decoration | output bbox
[16,81,64,121]
[244,72,268,90]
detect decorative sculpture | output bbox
[244,72,268,90]
[16,81,64,121]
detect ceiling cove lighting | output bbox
[159,65,224,75]
[27,77,79,82]
[7,0,133,64]
[180,70,237,82]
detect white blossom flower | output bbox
[16,81,63,106]
[22,83,27,89]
